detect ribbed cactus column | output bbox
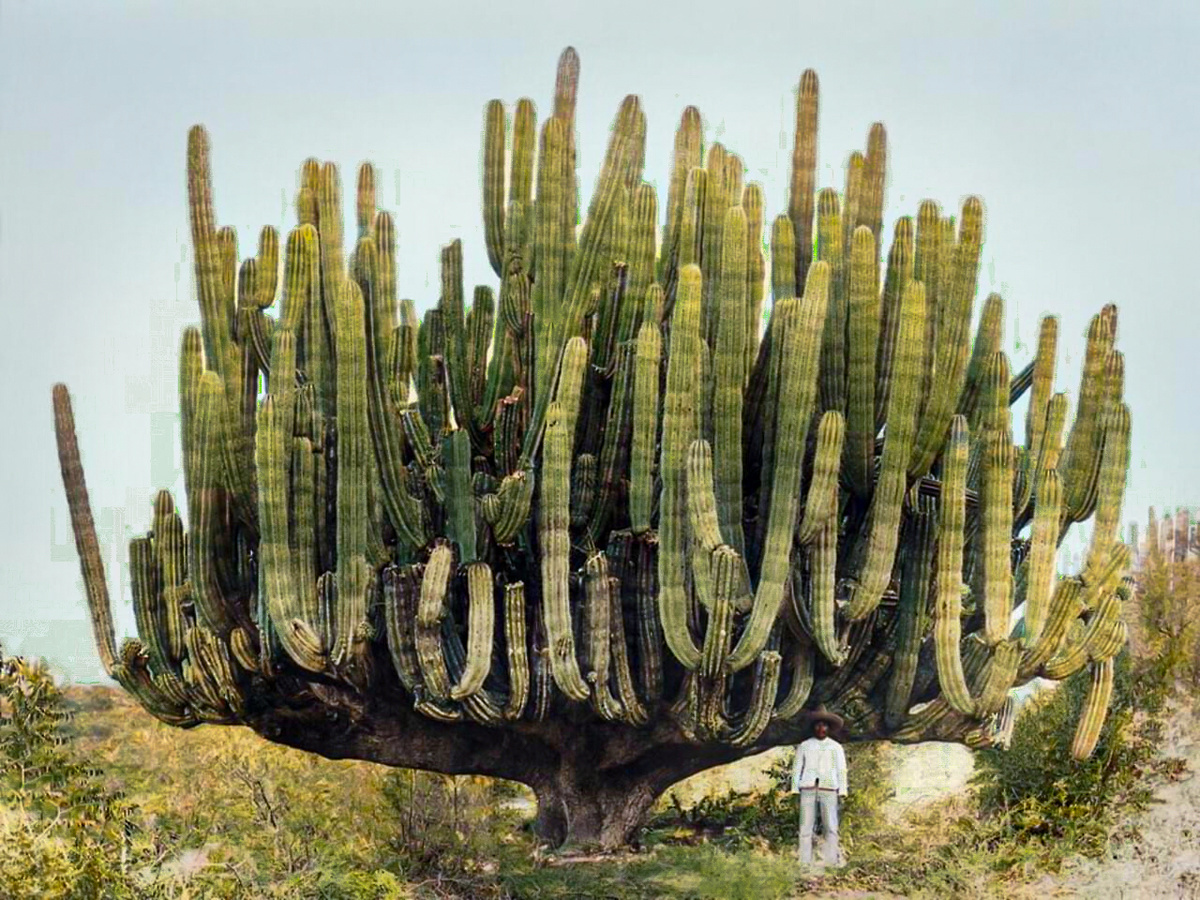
[52,45,1130,850]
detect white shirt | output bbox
[791,736,848,795]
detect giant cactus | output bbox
[52,47,1131,848]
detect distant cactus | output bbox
[52,47,1131,848]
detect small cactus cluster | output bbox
[54,47,1130,765]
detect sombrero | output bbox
[806,704,845,732]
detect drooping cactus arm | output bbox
[502,582,531,721]
[449,562,495,701]
[884,496,937,729]
[256,395,326,672]
[934,415,975,716]
[1071,657,1114,761]
[658,265,705,669]
[539,400,591,700]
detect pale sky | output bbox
[2,0,1196,680]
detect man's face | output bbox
[814,721,828,739]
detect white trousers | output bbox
[798,788,840,866]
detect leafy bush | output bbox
[1134,544,1200,691]
[970,648,1172,865]
[379,768,531,883]
[0,650,147,899]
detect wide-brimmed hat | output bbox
[806,705,845,733]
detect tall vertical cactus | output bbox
[52,46,1130,850]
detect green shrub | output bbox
[0,651,147,899]
[970,648,1171,864]
[379,768,531,883]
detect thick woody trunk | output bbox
[237,679,778,849]
[530,773,659,849]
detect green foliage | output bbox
[838,741,892,842]
[1135,547,1200,690]
[0,651,147,899]
[970,649,1171,865]
[379,768,531,882]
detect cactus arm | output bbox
[873,217,914,433]
[539,401,591,700]
[657,106,702,291]
[415,543,455,702]
[842,152,865,262]
[382,565,423,694]
[883,497,937,729]
[773,640,815,720]
[1018,578,1085,681]
[844,226,880,497]
[974,640,1021,716]
[980,428,1015,646]
[712,206,748,555]
[151,492,188,664]
[584,553,624,720]
[700,143,729,348]
[796,410,845,545]
[1083,402,1131,579]
[742,183,766,374]
[439,240,479,443]
[729,650,782,748]
[444,428,478,563]
[957,292,1005,425]
[607,573,649,726]
[53,386,119,675]
[255,396,326,672]
[188,373,239,636]
[1020,467,1063,649]
[658,265,705,668]
[699,545,740,679]
[355,229,426,552]
[482,100,507,277]
[809,506,844,666]
[788,70,819,295]
[586,343,635,543]
[632,536,664,704]
[1060,315,1114,521]
[491,468,535,546]
[816,189,846,415]
[727,262,829,672]
[1013,315,1058,519]
[449,562,496,700]
[934,415,975,716]
[863,123,888,248]
[1071,657,1114,760]
[330,279,373,675]
[843,279,926,620]
[908,197,984,480]
[501,582,531,720]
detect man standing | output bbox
[791,705,847,868]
